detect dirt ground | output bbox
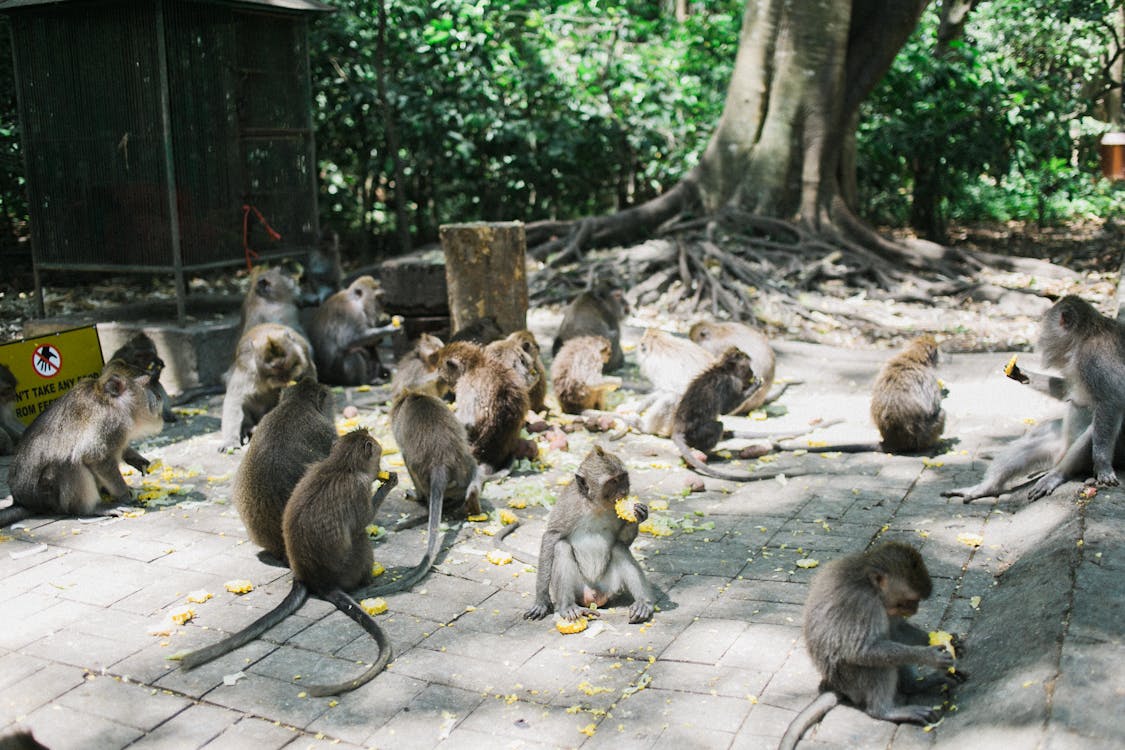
[0,220,1120,350]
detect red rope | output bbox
[242,204,282,270]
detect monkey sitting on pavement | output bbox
[309,275,398,385]
[778,541,963,749]
[0,363,26,456]
[2,361,164,527]
[450,316,504,346]
[219,323,315,451]
[232,377,337,564]
[240,265,303,337]
[437,340,529,474]
[523,445,655,624]
[181,430,397,696]
[391,333,447,401]
[108,332,177,423]
[551,335,621,415]
[552,283,630,372]
[689,319,788,412]
[488,330,548,414]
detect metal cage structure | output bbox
[2,0,332,323]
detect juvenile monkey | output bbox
[689,320,780,412]
[552,284,629,372]
[241,265,303,336]
[309,275,396,386]
[108,332,176,423]
[437,341,529,473]
[390,333,447,400]
[450,316,504,345]
[773,335,945,455]
[492,330,547,413]
[637,328,715,395]
[370,386,484,595]
[485,335,540,404]
[0,363,25,455]
[779,541,961,749]
[182,430,396,696]
[523,446,655,623]
[2,361,163,527]
[232,377,337,563]
[219,323,315,451]
[551,336,621,414]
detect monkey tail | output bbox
[179,581,308,670]
[307,588,393,696]
[772,442,884,454]
[777,691,839,750]
[494,520,537,565]
[362,466,445,597]
[672,431,760,481]
[0,503,30,528]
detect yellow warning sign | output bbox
[0,326,104,425]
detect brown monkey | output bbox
[219,323,315,451]
[689,320,781,412]
[232,377,337,563]
[495,330,547,413]
[181,430,397,697]
[450,316,504,345]
[390,333,447,400]
[0,729,48,750]
[437,341,529,473]
[779,542,960,749]
[550,335,621,414]
[309,275,396,386]
[0,363,25,456]
[485,335,540,402]
[2,361,163,527]
[241,265,303,336]
[523,445,655,623]
[552,284,629,372]
[108,332,176,423]
[367,386,484,595]
[302,226,344,305]
[773,335,945,455]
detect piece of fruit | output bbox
[487,549,513,565]
[360,597,388,615]
[556,617,588,634]
[224,579,254,594]
[615,496,640,522]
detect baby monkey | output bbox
[779,541,962,749]
[181,430,397,696]
[523,445,655,624]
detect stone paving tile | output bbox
[364,683,485,749]
[660,618,747,665]
[19,702,145,749]
[201,670,332,730]
[0,598,106,651]
[653,723,738,750]
[458,698,595,747]
[198,716,302,750]
[305,670,428,746]
[0,662,86,723]
[55,674,192,731]
[154,639,276,699]
[125,703,240,749]
[21,628,148,672]
[609,686,752,736]
[0,652,51,693]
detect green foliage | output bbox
[858,0,1125,232]
[310,0,741,247]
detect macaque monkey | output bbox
[523,446,655,623]
[552,284,629,372]
[390,333,447,400]
[637,327,715,394]
[108,332,176,423]
[233,377,337,563]
[437,341,529,473]
[309,275,397,386]
[773,335,945,456]
[689,320,782,412]
[0,729,48,750]
[181,430,397,696]
[551,336,621,414]
[779,542,961,749]
[2,361,163,527]
[491,330,547,413]
[450,316,504,345]
[241,265,303,336]
[302,226,344,305]
[485,335,540,404]
[219,323,315,451]
[946,297,1125,502]
[371,386,484,595]
[0,363,25,455]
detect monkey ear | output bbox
[574,474,589,497]
[868,568,888,592]
[102,374,128,398]
[593,445,605,457]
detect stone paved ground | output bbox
[0,330,1122,750]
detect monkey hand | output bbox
[556,603,596,621]
[523,600,553,621]
[1095,467,1119,487]
[925,645,956,671]
[1028,471,1065,502]
[628,599,654,623]
[632,502,649,524]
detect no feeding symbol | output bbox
[33,344,62,378]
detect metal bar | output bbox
[9,17,45,317]
[299,16,320,246]
[238,128,312,138]
[154,0,187,326]
[36,249,305,273]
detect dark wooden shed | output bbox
[2,0,332,323]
